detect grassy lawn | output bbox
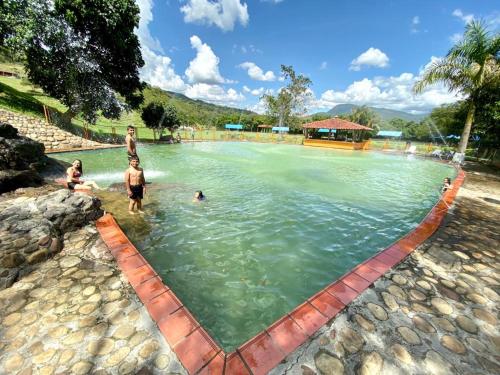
[0,75,157,140]
[0,75,305,144]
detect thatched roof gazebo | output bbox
[303,118,373,150]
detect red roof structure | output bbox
[303,118,372,131]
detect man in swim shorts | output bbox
[124,156,146,214]
[125,125,137,161]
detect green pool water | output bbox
[52,142,455,351]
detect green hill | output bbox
[0,60,262,140]
[326,104,428,122]
[144,86,257,126]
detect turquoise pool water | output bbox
[52,142,455,351]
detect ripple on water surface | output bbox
[52,142,455,351]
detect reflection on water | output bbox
[52,142,456,351]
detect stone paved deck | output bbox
[0,165,499,375]
[0,222,185,374]
[272,167,500,375]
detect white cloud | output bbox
[319,61,328,70]
[449,33,462,44]
[246,97,268,114]
[243,85,267,96]
[232,44,263,54]
[185,35,229,84]
[239,62,276,81]
[313,58,462,113]
[180,0,249,32]
[261,0,284,3]
[185,83,245,106]
[136,3,246,108]
[136,0,164,53]
[485,11,500,29]
[452,9,474,24]
[136,0,187,92]
[411,16,420,33]
[349,48,389,71]
[140,47,187,92]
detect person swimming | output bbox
[193,190,205,202]
[66,159,101,191]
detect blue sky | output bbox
[136,0,499,114]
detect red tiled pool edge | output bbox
[96,168,465,375]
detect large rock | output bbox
[0,170,43,194]
[0,122,46,193]
[0,122,45,170]
[0,189,103,289]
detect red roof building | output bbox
[303,118,372,131]
[302,118,372,150]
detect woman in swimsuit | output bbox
[441,177,452,193]
[66,159,101,191]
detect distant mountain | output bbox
[164,89,255,116]
[144,86,257,126]
[327,104,428,122]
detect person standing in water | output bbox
[125,156,146,215]
[125,125,137,161]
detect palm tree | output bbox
[414,21,499,157]
[349,106,379,130]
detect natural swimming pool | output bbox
[53,142,456,351]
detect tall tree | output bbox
[141,102,180,141]
[2,0,144,124]
[263,65,312,128]
[414,21,499,159]
[0,0,29,49]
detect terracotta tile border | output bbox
[96,168,465,374]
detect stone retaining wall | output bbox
[0,109,104,150]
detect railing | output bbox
[304,139,370,150]
[368,139,444,153]
[34,108,459,154]
[175,130,304,145]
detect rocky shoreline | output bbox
[0,189,103,290]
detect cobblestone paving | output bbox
[272,169,500,375]
[0,225,186,375]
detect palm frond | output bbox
[449,20,492,65]
[489,35,500,60]
[413,58,474,94]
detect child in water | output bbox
[193,190,205,202]
[125,156,146,214]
